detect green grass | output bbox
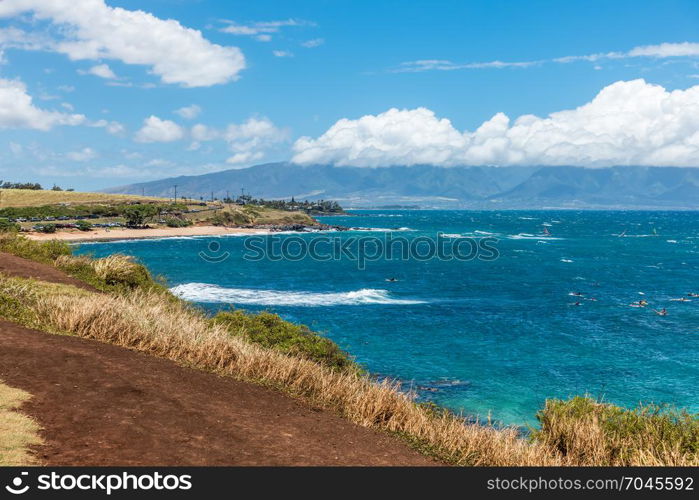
[211,310,359,373]
[0,233,71,264]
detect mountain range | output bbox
[104,163,699,209]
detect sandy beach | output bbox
[25,225,269,243]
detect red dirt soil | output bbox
[0,253,435,466]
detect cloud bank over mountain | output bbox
[293,79,699,168]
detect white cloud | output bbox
[396,41,699,73]
[145,158,174,167]
[0,78,85,130]
[135,116,184,143]
[90,119,125,135]
[190,123,218,142]
[9,142,22,155]
[301,38,324,48]
[0,27,53,61]
[190,117,288,164]
[226,151,263,165]
[81,63,116,79]
[66,147,97,161]
[220,19,313,40]
[174,104,202,120]
[0,0,245,87]
[121,150,142,160]
[395,59,539,73]
[627,42,699,58]
[272,50,293,58]
[292,79,699,167]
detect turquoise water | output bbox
[75,210,699,425]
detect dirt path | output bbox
[0,322,434,465]
[0,252,97,292]
[0,252,435,466]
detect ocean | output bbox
[74,210,699,426]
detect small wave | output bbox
[442,233,462,238]
[349,227,413,232]
[560,258,574,263]
[75,236,198,245]
[666,239,678,244]
[509,233,563,240]
[170,283,426,306]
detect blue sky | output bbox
[1,0,699,190]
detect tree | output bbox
[122,204,159,228]
[76,220,92,231]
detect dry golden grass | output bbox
[0,188,164,208]
[535,397,698,466]
[0,380,42,466]
[0,276,559,466]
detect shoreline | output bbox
[25,225,270,243]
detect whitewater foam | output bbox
[170,283,426,306]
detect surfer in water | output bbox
[654,308,668,316]
[542,226,551,237]
[386,277,398,282]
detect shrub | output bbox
[55,254,162,293]
[35,224,56,234]
[164,217,192,228]
[209,210,253,226]
[210,310,358,372]
[0,219,19,233]
[0,234,70,264]
[534,396,699,465]
[76,220,92,232]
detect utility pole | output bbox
[173,184,177,203]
